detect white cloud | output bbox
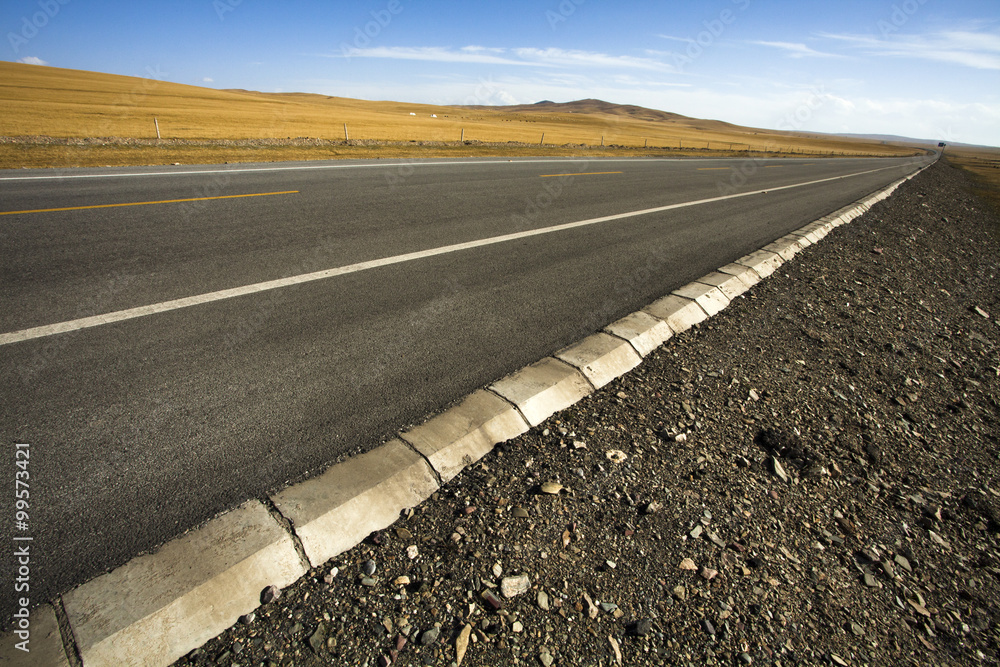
[750,41,844,59]
[331,46,533,66]
[460,46,507,55]
[822,29,1000,70]
[328,45,674,71]
[512,47,674,71]
[656,35,693,44]
[17,56,48,65]
[202,77,214,83]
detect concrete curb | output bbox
[270,440,440,569]
[554,332,643,390]
[62,500,307,667]
[489,357,594,426]
[400,390,530,484]
[1,164,929,666]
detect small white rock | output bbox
[501,574,531,598]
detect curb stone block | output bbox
[695,271,752,301]
[271,440,439,567]
[604,311,673,357]
[784,234,812,252]
[490,357,593,426]
[400,390,529,483]
[716,263,762,289]
[643,294,708,334]
[62,501,306,667]
[786,229,814,246]
[0,604,69,666]
[735,250,784,278]
[780,233,812,250]
[762,238,800,262]
[555,332,643,389]
[797,224,827,241]
[672,282,730,316]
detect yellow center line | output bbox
[539,171,623,178]
[696,167,730,171]
[0,190,300,216]
[764,166,784,168]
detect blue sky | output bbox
[5,0,1000,146]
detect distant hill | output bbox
[466,98,690,123]
[463,98,748,134]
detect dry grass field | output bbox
[0,61,924,168]
[944,146,1000,229]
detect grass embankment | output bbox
[944,147,1000,227]
[0,61,923,169]
[0,138,874,170]
[945,146,1000,240]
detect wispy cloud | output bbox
[17,56,49,65]
[655,34,692,44]
[822,29,1000,70]
[331,46,531,66]
[750,41,844,59]
[328,45,674,71]
[514,47,673,71]
[202,77,214,83]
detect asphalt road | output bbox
[0,154,932,621]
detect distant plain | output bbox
[0,61,927,169]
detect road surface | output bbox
[0,154,931,621]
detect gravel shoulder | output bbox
[173,160,999,667]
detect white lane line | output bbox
[0,163,914,346]
[0,156,883,181]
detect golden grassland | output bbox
[0,61,924,169]
[944,146,1000,231]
